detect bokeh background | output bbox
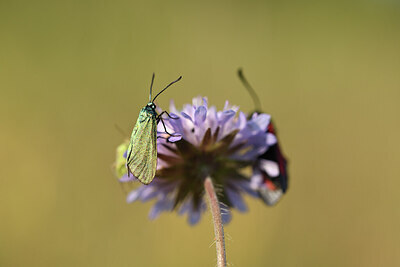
[1,0,399,266]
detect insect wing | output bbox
[264,122,288,193]
[258,180,283,206]
[126,107,157,184]
[257,122,289,205]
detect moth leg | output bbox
[158,111,179,120]
[157,117,174,136]
[157,116,181,136]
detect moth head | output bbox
[147,102,156,110]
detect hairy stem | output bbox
[204,176,226,267]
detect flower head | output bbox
[115,97,287,225]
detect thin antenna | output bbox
[149,73,155,102]
[152,76,182,102]
[237,68,262,111]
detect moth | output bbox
[238,68,288,205]
[126,74,182,185]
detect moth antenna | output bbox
[152,76,182,102]
[237,68,262,112]
[149,73,155,102]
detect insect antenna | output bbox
[152,76,182,102]
[237,68,262,112]
[149,73,155,102]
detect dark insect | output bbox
[238,68,289,205]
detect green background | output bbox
[1,0,399,266]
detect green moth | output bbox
[126,74,182,185]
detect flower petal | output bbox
[226,188,248,212]
[169,99,178,114]
[192,96,204,108]
[126,187,145,203]
[168,134,182,142]
[252,113,271,131]
[140,186,160,201]
[149,197,174,219]
[194,106,207,125]
[187,209,201,225]
[233,179,259,198]
[218,110,236,125]
[202,97,208,109]
[181,112,193,122]
[220,204,232,224]
[119,174,135,182]
[250,169,264,190]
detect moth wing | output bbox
[258,186,283,206]
[257,159,285,206]
[126,109,157,184]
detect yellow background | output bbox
[1,1,399,266]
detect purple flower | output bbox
[115,97,286,225]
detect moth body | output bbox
[126,74,182,185]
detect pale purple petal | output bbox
[178,200,192,215]
[233,179,259,198]
[202,97,208,109]
[226,188,247,212]
[218,110,236,125]
[140,186,161,202]
[168,134,182,142]
[181,112,193,122]
[224,100,230,110]
[206,106,218,133]
[236,112,247,129]
[250,169,264,190]
[188,209,201,225]
[119,174,135,182]
[182,104,195,118]
[168,112,180,120]
[166,115,186,139]
[194,106,207,125]
[149,198,174,219]
[169,99,178,114]
[192,96,204,108]
[157,142,177,157]
[252,113,271,131]
[220,204,232,224]
[127,187,146,203]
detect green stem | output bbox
[204,176,226,267]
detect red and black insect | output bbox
[238,69,289,205]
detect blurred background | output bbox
[1,0,399,266]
